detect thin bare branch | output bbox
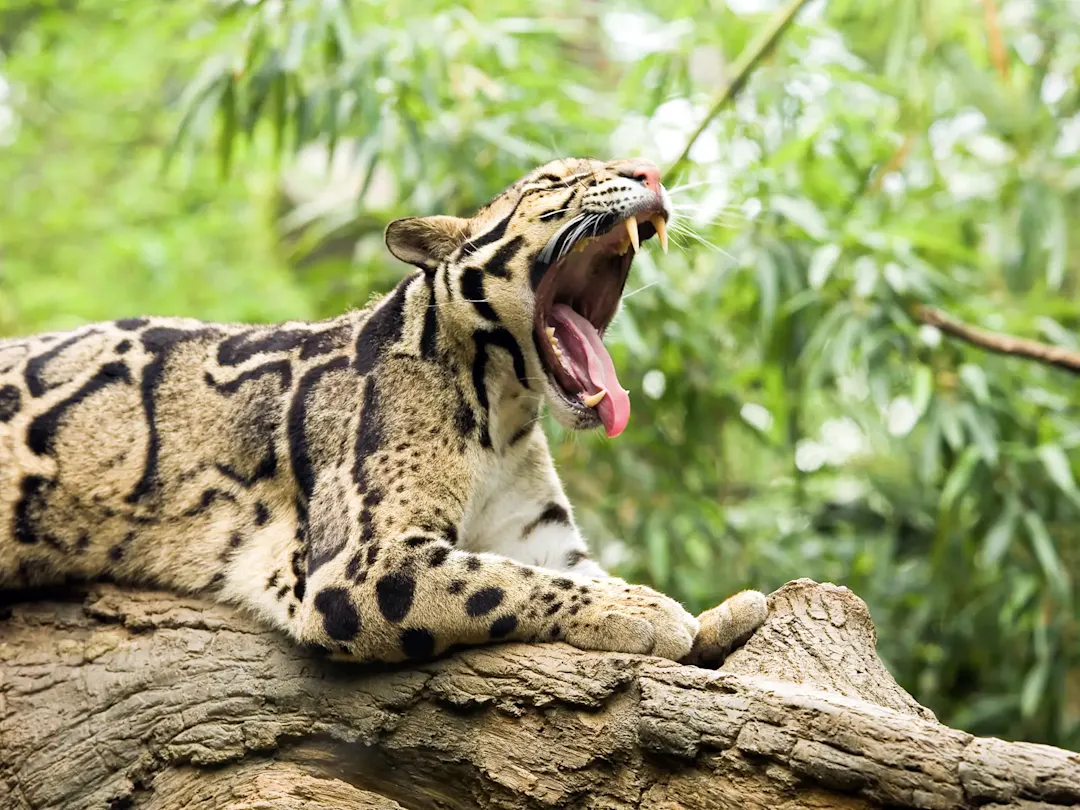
[915,305,1080,375]
[981,0,1010,81]
[662,0,813,186]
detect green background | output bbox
[1,0,1078,749]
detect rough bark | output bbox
[0,579,1076,809]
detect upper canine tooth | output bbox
[545,326,556,339]
[650,215,668,254]
[582,389,608,408]
[625,218,639,253]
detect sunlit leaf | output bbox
[754,246,778,338]
[808,243,841,290]
[958,364,989,405]
[959,403,998,466]
[940,446,981,514]
[981,496,1020,567]
[1020,658,1050,719]
[1045,196,1067,291]
[646,525,670,588]
[938,403,964,453]
[1036,444,1080,511]
[1022,511,1070,603]
[912,364,933,419]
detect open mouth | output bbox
[533,207,669,438]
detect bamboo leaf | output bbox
[981,497,1020,567]
[959,403,998,466]
[912,364,933,419]
[1022,511,1070,603]
[1036,444,1080,511]
[940,446,981,514]
[646,524,670,588]
[1020,658,1050,719]
[938,403,964,452]
[808,243,841,290]
[218,72,238,178]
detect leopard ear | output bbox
[385,216,470,270]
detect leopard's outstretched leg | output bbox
[289,534,699,663]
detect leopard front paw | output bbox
[561,579,698,661]
[686,589,768,667]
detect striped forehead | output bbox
[522,158,605,187]
[478,160,607,217]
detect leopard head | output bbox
[385,157,671,438]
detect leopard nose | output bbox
[616,160,662,194]
[630,164,661,194]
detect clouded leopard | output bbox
[0,157,767,664]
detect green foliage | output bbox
[0,0,312,332]
[2,0,1079,749]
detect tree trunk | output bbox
[1,579,1076,809]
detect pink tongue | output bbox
[548,304,631,438]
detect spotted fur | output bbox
[0,157,766,663]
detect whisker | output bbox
[666,219,734,255]
[673,216,747,230]
[667,180,724,194]
[674,215,748,227]
[538,205,575,220]
[621,280,661,300]
[672,202,747,213]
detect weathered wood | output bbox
[1,579,1076,809]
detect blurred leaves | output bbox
[2,0,1080,750]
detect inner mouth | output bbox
[533,209,668,438]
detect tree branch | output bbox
[981,0,1010,81]
[662,0,813,186]
[915,304,1080,375]
[2,579,1078,809]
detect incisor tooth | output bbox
[548,329,562,356]
[650,215,668,253]
[625,217,639,253]
[582,389,608,408]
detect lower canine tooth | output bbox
[582,389,608,408]
[650,215,668,253]
[625,218,639,253]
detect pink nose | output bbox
[630,163,662,194]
